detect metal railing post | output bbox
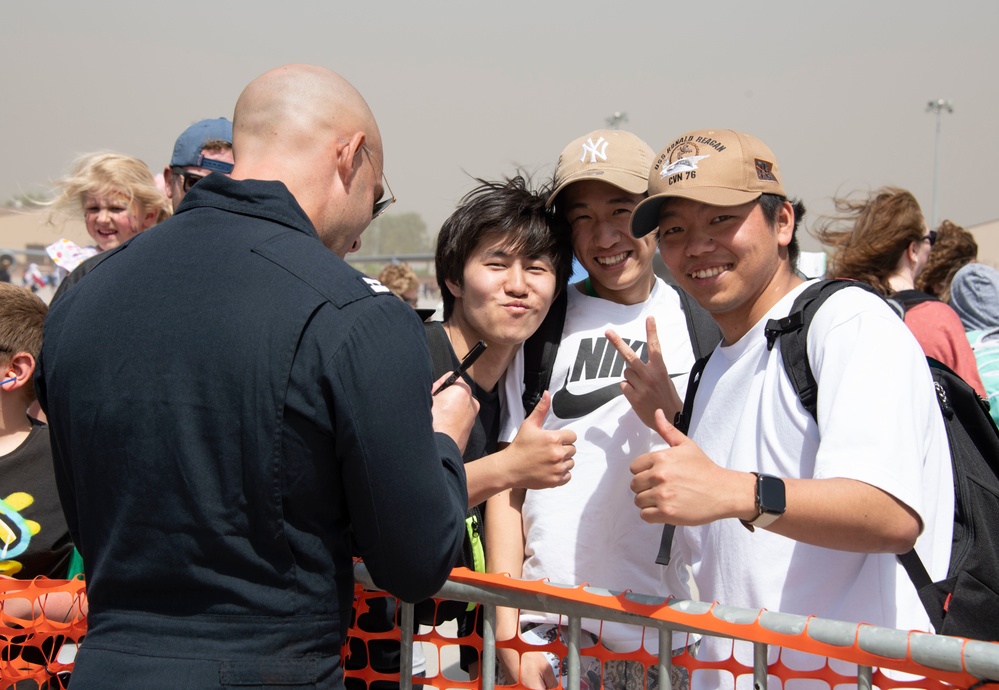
[857,664,873,690]
[399,601,414,690]
[753,641,768,690]
[566,617,582,690]
[658,627,674,690]
[481,604,497,690]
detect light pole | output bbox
[605,112,628,130]
[926,98,953,230]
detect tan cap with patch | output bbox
[631,129,785,237]
[548,129,654,208]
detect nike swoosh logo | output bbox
[551,370,691,419]
[551,372,623,419]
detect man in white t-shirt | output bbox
[622,129,953,688]
[488,130,708,690]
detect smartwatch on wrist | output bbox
[741,472,786,531]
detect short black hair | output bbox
[435,175,573,320]
[759,193,805,268]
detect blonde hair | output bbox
[378,262,420,299]
[49,152,172,226]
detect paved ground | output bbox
[420,618,467,682]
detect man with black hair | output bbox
[349,176,578,688]
[431,175,578,511]
[623,128,953,688]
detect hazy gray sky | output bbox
[3,1,996,251]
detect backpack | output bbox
[671,278,999,641]
[521,282,722,415]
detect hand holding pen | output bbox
[433,341,487,396]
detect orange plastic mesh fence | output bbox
[0,577,87,688]
[4,573,997,689]
[346,568,999,690]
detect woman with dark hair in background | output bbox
[915,219,978,301]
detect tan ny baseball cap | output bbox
[631,129,786,237]
[548,129,654,208]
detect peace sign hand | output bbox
[606,316,683,430]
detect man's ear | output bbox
[162,167,175,201]
[775,200,795,248]
[335,131,366,194]
[2,353,36,390]
[140,204,159,230]
[444,277,462,300]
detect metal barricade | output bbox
[350,563,999,690]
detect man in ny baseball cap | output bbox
[621,128,950,690]
[546,129,658,305]
[163,117,234,211]
[547,129,654,207]
[490,128,710,690]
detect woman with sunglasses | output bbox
[46,152,171,300]
[817,186,986,397]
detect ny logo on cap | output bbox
[580,137,609,164]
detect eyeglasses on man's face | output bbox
[361,145,396,220]
[170,167,205,194]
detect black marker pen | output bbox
[432,340,487,396]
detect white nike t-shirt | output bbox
[500,278,697,652]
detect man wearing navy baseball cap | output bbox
[163,117,234,211]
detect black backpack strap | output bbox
[670,284,723,360]
[424,321,459,379]
[656,353,711,566]
[672,355,709,435]
[522,288,568,415]
[898,549,934,591]
[887,289,939,320]
[893,361,948,598]
[891,289,939,309]
[763,279,882,419]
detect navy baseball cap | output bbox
[170,118,234,172]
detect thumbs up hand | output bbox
[630,410,747,526]
[504,391,577,490]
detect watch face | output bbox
[757,474,787,515]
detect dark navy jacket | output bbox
[36,175,467,684]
